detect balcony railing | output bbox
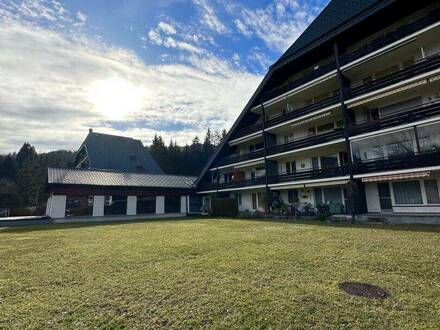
[266,94,340,128]
[199,176,267,191]
[350,100,440,137]
[268,164,349,185]
[353,150,440,174]
[262,60,336,103]
[215,148,265,167]
[231,122,263,140]
[340,9,440,66]
[232,94,341,140]
[346,53,440,100]
[259,9,440,106]
[266,128,344,156]
[198,182,217,191]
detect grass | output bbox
[0,218,439,329]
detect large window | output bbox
[418,121,440,152]
[392,181,422,205]
[137,196,156,214]
[424,180,440,204]
[104,196,127,215]
[66,196,93,217]
[351,128,416,162]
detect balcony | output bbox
[345,53,440,100]
[231,122,263,141]
[340,9,440,67]
[353,150,440,174]
[215,148,265,167]
[232,95,340,140]
[262,60,336,103]
[266,128,344,157]
[198,176,266,191]
[259,9,440,106]
[268,164,349,185]
[265,94,340,129]
[350,100,440,137]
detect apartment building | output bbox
[196,0,440,218]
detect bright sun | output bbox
[89,77,144,120]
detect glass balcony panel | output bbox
[417,121,440,152]
[351,128,416,162]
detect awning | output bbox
[362,171,430,183]
[305,180,349,188]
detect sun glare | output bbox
[89,77,144,120]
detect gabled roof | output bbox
[78,131,163,174]
[195,0,397,186]
[48,167,196,189]
[274,0,389,67]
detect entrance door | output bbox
[377,183,392,211]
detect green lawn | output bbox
[0,219,439,329]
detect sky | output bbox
[0,0,328,153]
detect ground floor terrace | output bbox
[200,168,440,221]
[0,219,438,328]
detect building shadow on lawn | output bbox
[232,217,440,234]
[1,216,439,234]
[0,216,210,234]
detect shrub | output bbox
[211,198,239,217]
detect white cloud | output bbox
[0,20,262,152]
[75,11,87,26]
[229,0,321,52]
[234,18,252,38]
[148,29,163,45]
[247,47,272,71]
[157,21,176,35]
[192,0,227,34]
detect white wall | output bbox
[180,196,187,214]
[127,196,137,215]
[93,196,105,217]
[156,196,165,214]
[48,195,66,218]
[365,183,381,213]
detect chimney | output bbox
[89,128,93,133]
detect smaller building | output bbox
[46,167,198,219]
[45,130,201,220]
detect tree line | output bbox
[147,128,226,176]
[0,129,224,214]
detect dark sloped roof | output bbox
[80,131,163,174]
[48,167,196,189]
[274,0,385,66]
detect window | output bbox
[424,180,440,204]
[392,181,422,204]
[234,193,242,206]
[351,128,416,162]
[314,188,323,205]
[288,190,299,203]
[104,196,127,215]
[418,121,440,152]
[252,193,257,209]
[320,155,338,169]
[66,196,93,217]
[137,196,156,214]
[286,161,296,174]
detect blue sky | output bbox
[0,0,328,152]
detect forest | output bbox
[0,129,224,215]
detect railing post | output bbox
[261,101,271,200]
[334,42,357,222]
